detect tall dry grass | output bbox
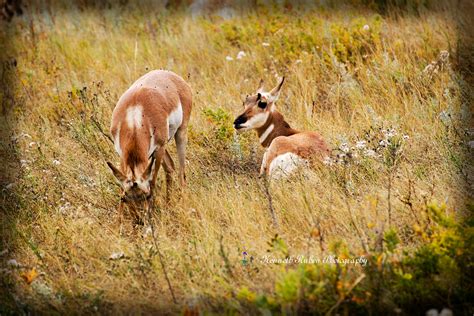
[0,1,472,314]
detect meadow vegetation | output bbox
[0,1,472,314]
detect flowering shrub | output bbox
[326,125,409,167]
[232,203,473,314]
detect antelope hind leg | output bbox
[162,149,175,203]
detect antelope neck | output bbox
[256,111,298,147]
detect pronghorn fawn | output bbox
[233,77,329,179]
[107,70,192,223]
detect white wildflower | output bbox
[58,202,71,214]
[438,51,449,63]
[323,156,334,166]
[225,56,233,61]
[109,251,125,260]
[52,159,61,165]
[143,226,153,237]
[439,110,450,125]
[262,42,270,47]
[403,134,410,140]
[439,308,453,316]
[295,59,303,64]
[379,139,389,147]
[236,51,246,59]
[364,149,376,158]
[355,140,366,149]
[423,63,434,73]
[383,128,397,138]
[11,133,32,141]
[7,259,19,267]
[443,88,450,99]
[33,281,53,298]
[340,143,350,153]
[362,24,370,31]
[426,309,438,316]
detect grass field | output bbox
[1,1,473,314]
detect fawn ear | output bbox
[143,155,156,181]
[269,76,285,102]
[256,79,265,93]
[107,162,126,183]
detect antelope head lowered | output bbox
[107,154,156,204]
[107,70,192,222]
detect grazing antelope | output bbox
[107,70,192,221]
[233,77,329,179]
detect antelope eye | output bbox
[258,100,267,109]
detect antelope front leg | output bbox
[162,149,175,203]
[148,146,166,211]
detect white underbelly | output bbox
[168,101,183,142]
[268,152,307,179]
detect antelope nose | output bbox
[234,115,246,129]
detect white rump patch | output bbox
[126,105,143,129]
[259,124,274,144]
[269,152,307,179]
[168,101,183,141]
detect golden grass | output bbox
[0,2,472,314]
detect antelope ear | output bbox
[143,155,156,181]
[256,79,265,93]
[269,76,285,102]
[107,162,126,183]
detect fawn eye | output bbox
[258,100,267,109]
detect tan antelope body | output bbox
[107,70,192,220]
[234,78,329,179]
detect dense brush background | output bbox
[0,0,473,314]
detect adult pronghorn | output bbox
[233,77,329,179]
[107,70,192,220]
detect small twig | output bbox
[311,100,316,118]
[345,197,368,253]
[399,177,421,226]
[134,35,138,77]
[146,201,177,304]
[90,116,114,144]
[374,221,385,252]
[387,173,392,226]
[262,175,279,230]
[218,235,233,277]
[326,273,366,316]
[316,221,326,253]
